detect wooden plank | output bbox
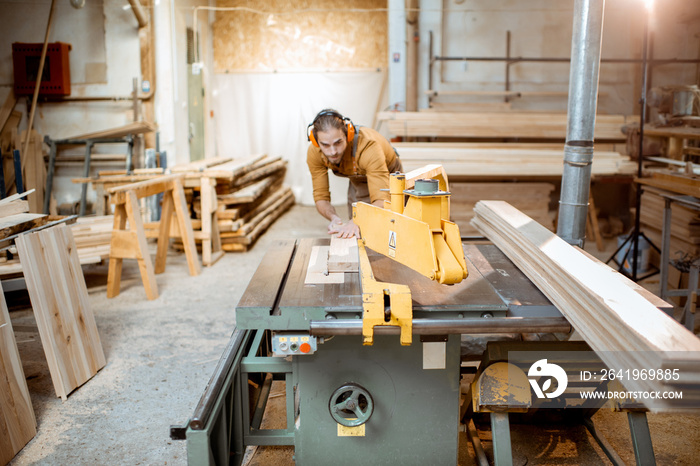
[304,245,344,284]
[201,154,267,180]
[65,121,156,140]
[0,213,47,239]
[170,156,234,173]
[224,186,293,237]
[218,175,279,205]
[328,236,359,273]
[0,93,17,132]
[0,280,36,465]
[171,178,201,276]
[395,145,634,177]
[378,111,627,140]
[471,200,700,411]
[107,174,185,204]
[125,191,159,299]
[231,159,286,188]
[15,224,106,400]
[0,190,34,207]
[107,205,128,298]
[0,200,29,218]
[220,193,295,247]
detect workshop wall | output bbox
[0,0,140,207]
[210,0,389,207]
[213,0,388,72]
[419,0,700,115]
[0,0,214,209]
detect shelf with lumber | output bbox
[377,111,628,141]
[394,143,635,178]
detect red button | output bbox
[300,342,312,354]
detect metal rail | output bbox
[189,328,248,430]
[310,317,571,336]
[428,29,700,105]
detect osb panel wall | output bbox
[213,0,387,72]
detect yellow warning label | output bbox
[388,230,396,249]
[337,422,365,437]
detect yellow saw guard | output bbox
[357,240,413,346]
[354,167,469,345]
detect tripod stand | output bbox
[605,2,659,282]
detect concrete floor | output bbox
[6,204,700,465]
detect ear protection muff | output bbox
[307,110,355,147]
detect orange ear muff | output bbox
[345,119,355,143]
[307,124,319,147]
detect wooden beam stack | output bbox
[378,111,628,141]
[174,155,295,253]
[472,200,700,411]
[393,143,635,178]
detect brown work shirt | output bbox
[307,126,400,204]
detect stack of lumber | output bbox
[0,191,112,276]
[217,183,295,252]
[638,173,700,258]
[378,111,628,141]
[472,200,700,411]
[450,182,554,236]
[172,155,295,252]
[71,215,114,264]
[393,143,635,177]
[1,93,46,213]
[0,191,48,249]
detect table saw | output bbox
[172,169,663,464]
[171,236,600,464]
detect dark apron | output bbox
[346,154,403,219]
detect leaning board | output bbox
[472,201,700,411]
[0,280,36,464]
[16,224,106,400]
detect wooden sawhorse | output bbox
[107,174,200,300]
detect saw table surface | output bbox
[236,238,561,330]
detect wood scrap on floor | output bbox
[15,224,107,401]
[0,279,36,465]
[471,200,700,411]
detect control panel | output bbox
[272,333,317,356]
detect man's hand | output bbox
[328,218,360,239]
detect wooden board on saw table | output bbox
[328,236,359,273]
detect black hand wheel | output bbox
[328,383,374,427]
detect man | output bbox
[306,109,402,238]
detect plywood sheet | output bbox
[213,0,387,72]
